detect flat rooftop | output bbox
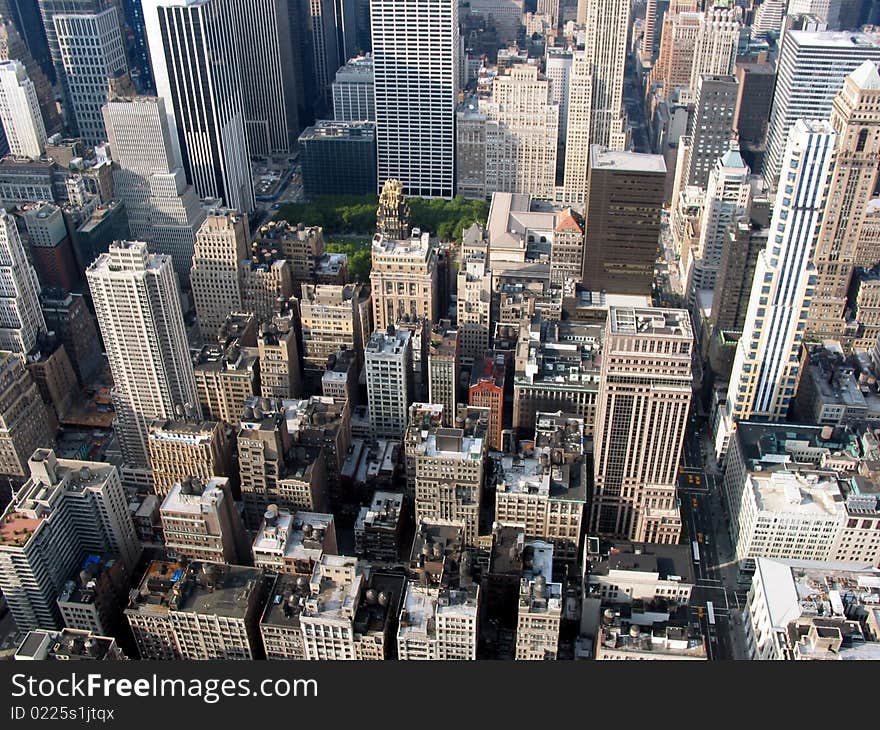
[590,145,666,174]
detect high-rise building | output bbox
[125,560,265,660]
[370,231,438,331]
[711,216,768,334]
[0,60,46,158]
[687,147,751,299]
[193,340,259,426]
[298,554,405,660]
[751,0,786,37]
[189,208,249,339]
[299,283,364,375]
[428,325,459,427]
[581,147,666,296]
[590,307,693,544]
[365,327,413,439]
[22,203,78,291]
[583,0,630,149]
[457,249,493,363]
[733,60,775,172]
[410,410,487,546]
[257,303,302,400]
[0,209,45,355]
[371,0,459,197]
[53,7,128,143]
[682,74,739,191]
[0,352,55,478]
[649,4,701,99]
[0,449,140,630]
[495,411,587,562]
[160,476,247,564]
[469,355,505,452]
[763,31,880,188]
[39,288,102,384]
[36,0,107,112]
[807,61,880,338]
[0,16,62,135]
[332,54,374,121]
[143,0,255,213]
[232,0,299,154]
[725,120,837,428]
[299,120,377,197]
[87,241,200,470]
[397,520,480,660]
[103,94,206,280]
[237,397,330,524]
[561,49,593,204]
[688,6,741,94]
[466,65,560,198]
[254,219,326,292]
[147,418,231,498]
[239,246,293,320]
[515,543,562,660]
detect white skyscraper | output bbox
[0,210,45,355]
[0,60,47,158]
[583,0,630,149]
[142,0,255,214]
[481,65,559,198]
[0,449,140,631]
[726,120,836,425]
[87,241,201,470]
[562,50,593,204]
[688,5,741,94]
[763,31,880,188]
[688,147,751,298]
[365,327,413,439]
[103,95,206,280]
[371,0,460,198]
[52,7,128,144]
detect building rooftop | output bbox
[609,306,692,338]
[174,563,263,618]
[586,540,695,585]
[749,470,846,518]
[160,477,229,516]
[356,491,404,532]
[365,327,411,356]
[252,507,334,564]
[590,145,666,174]
[261,573,311,630]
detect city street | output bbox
[678,423,750,659]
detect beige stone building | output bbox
[590,307,693,544]
[190,208,249,338]
[808,62,880,338]
[370,231,437,331]
[0,351,54,478]
[147,418,231,498]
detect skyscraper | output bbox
[688,147,751,299]
[763,31,880,188]
[581,147,666,296]
[0,60,45,158]
[726,120,836,427]
[365,327,413,440]
[230,0,299,154]
[0,448,140,631]
[807,61,880,338]
[52,7,129,143]
[583,0,630,149]
[36,0,107,111]
[683,74,739,190]
[0,16,61,136]
[142,0,255,213]
[87,241,201,470]
[561,49,593,204]
[472,65,559,198]
[103,94,206,280]
[371,0,459,198]
[0,209,45,355]
[189,208,249,338]
[688,5,741,94]
[589,307,693,545]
